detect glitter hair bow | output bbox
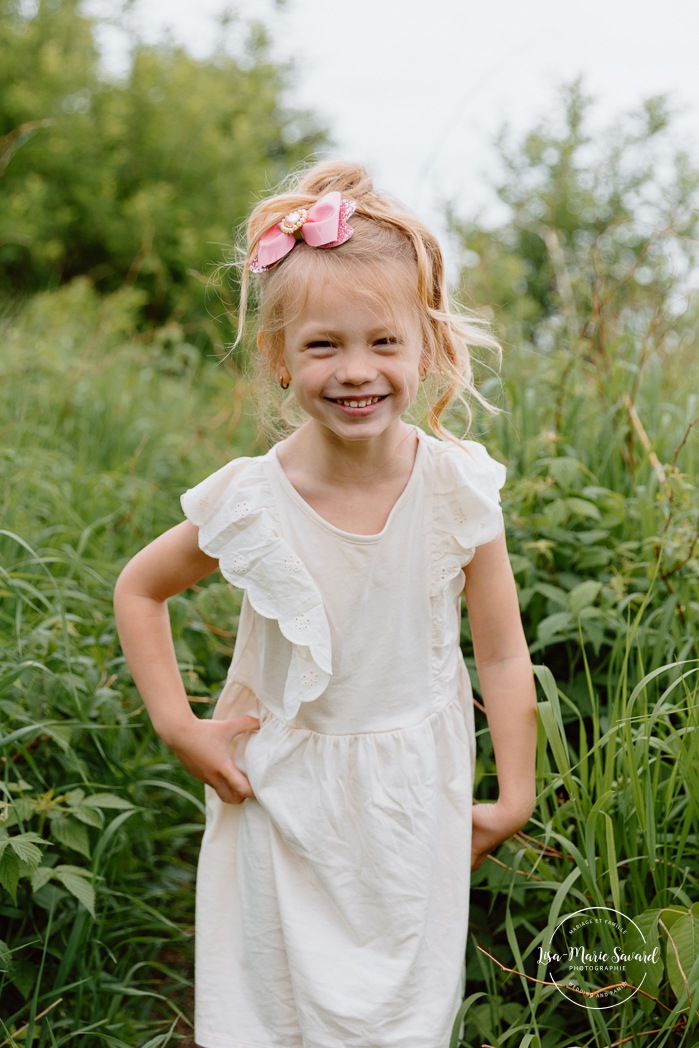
[249,191,356,273]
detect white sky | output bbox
[99,0,699,264]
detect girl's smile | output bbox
[326,394,388,415]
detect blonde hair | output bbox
[234,160,500,440]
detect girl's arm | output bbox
[463,531,538,870]
[114,521,259,804]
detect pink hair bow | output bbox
[249,191,356,273]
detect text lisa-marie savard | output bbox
[538,946,660,965]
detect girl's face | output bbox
[279,275,424,448]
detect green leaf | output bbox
[547,456,584,489]
[81,792,135,811]
[542,500,571,528]
[577,550,614,572]
[625,910,664,1005]
[537,611,575,644]
[568,580,603,616]
[574,528,611,546]
[9,797,35,824]
[531,662,559,702]
[564,497,603,522]
[534,582,569,607]
[53,866,96,917]
[49,815,91,858]
[581,487,627,525]
[0,850,20,903]
[537,701,573,785]
[10,956,39,999]
[665,912,699,1006]
[41,723,74,751]
[31,865,53,892]
[69,803,104,828]
[1,832,45,869]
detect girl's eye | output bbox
[303,341,336,355]
[374,336,399,349]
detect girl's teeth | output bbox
[337,397,381,407]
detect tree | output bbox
[0,0,327,337]
[450,79,699,368]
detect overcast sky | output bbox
[99,0,699,263]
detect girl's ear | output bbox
[258,329,291,387]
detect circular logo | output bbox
[540,905,656,1009]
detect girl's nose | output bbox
[336,348,378,386]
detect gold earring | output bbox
[279,375,290,390]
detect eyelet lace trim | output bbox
[429,436,506,598]
[181,456,332,719]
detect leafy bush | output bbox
[451,83,699,1048]
[0,0,327,337]
[0,282,255,1045]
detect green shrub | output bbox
[1,282,254,1045]
[0,0,326,336]
[452,82,699,1048]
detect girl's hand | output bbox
[165,714,261,805]
[471,800,532,871]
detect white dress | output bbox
[180,427,506,1048]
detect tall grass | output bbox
[462,646,698,1048]
[1,281,256,1045]
[460,295,698,1044]
[1,277,697,1046]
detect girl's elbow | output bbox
[113,562,136,619]
[113,556,158,610]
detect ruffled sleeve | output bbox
[430,438,506,595]
[181,456,332,719]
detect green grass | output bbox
[459,310,699,1045]
[463,653,698,1048]
[0,281,256,1045]
[1,278,698,1046]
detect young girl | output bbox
[114,161,537,1048]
